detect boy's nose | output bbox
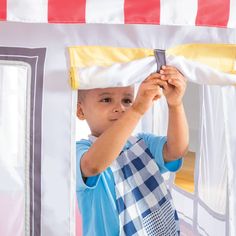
[112,104,125,113]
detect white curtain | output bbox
[198,85,227,215]
[222,86,236,236]
[0,64,28,236]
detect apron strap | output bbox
[127,135,140,145]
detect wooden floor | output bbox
[174,151,195,193]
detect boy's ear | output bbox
[77,103,85,120]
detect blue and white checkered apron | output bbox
[110,136,180,236]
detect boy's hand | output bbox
[132,66,186,115]
[159,66,187,107]
[132,73,165,115]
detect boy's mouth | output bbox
[110,115,123,121]
[110,119,119,121]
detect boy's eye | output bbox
[123,98,133,105]
[100,98,112,103]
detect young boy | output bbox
[76,65,189,236]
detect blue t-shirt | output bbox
[76,133,182,236]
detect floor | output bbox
[174,151,195,193]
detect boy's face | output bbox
[77,86,134,137]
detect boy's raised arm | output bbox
[81,73,167,177]
[81,107,142,177]
[163,103,189,162]
[158,66,189,162]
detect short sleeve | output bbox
[137,133,183,174]
[76,139,101,191]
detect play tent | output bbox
[0,1,236,236]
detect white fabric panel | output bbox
[166,54,236,86]
[197,204,226,236]
[77,56,156,89]
[182,83,200,152]
[1,23,236,236]
[172,189,194,224]
[0,64,28,166]
[86,0,124,24]
[222,87,236,236]
[7,0,47,22]
[139,105,154,133]
[198,86,227,215]
[70,92,77,236]
[0,64,28,236]
[160,0,198,26]
[78,54,236,89]
[228,0,236,28]
[153,95,168,136]
[76,120,90,140]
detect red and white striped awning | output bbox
[0,0,236,28]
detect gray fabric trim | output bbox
[154,49,166,72]
[0,47,46,236]
[172,185,227,220]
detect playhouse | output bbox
[0,1,236,235]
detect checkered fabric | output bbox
[110,137,180,236]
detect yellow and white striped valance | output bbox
[68,44,236,90]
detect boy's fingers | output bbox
[160,68,177,75]
[168,78,185,90]
[146,72,161,81]
[160,67,186,80]
[144,78,168,90]
[160,74,187,83]
[153,94,161,101]
[146,80,164,92]
[141,82,162,93]
[141,80,160,89]
[155,80,168,90]
[160,73,175,81]
[168,76,187,85]
[161,65,179,71]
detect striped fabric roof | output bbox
[0,0,236,28]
